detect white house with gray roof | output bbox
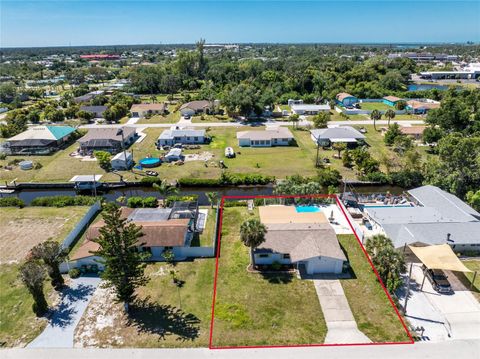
[156,127,206,147]
[364,185,480,253]
[310,126,366,147]
[236,127,294,147]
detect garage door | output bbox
[306,257,340,274]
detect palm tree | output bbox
[205,192,218,208]
[370,109,382,131]
[153,180,179,205]
[384,109,396,127]
[240,218,267,269]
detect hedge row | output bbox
[165,195,199,207]
[126,196,158,208]
[178,172,274,187]
[30,195,98,207]
[0,197,25,208]
[140,177,164,185]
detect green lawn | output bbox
[337,235,410,342]
[455,260,480,302]
[358,102,394,111]
[191,114,235,123]
[212,207,327,347]
[0,206,89,347]
[137,106,181,124]
[74,259,215,347]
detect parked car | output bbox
[423,265,453,294]
[183,114,191,120]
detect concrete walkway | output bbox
[313,279,371,344]
[28,276,101,348]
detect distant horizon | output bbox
[1,1,479,48]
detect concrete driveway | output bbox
[313,279,371,344]
[398,263,480,342]
[27,276,101,348]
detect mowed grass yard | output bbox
[74,259,216,348]
[337,235,410,342]
[358,102,394,111]
[211,207,327,347]
[455,260,480,302]
[0,206,89,347]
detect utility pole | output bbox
[403,262,413,314]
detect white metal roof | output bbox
[70,175,103,182]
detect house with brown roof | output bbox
[236,127,294,147]
[406,99,440,114]
[335,92,358,107]
[130,103,167,118]
[77,126,136,154]
[400,126,426,140]
[69,203,202,269]
[254,206,347,275]
[179,100,217,116]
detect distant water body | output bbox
[407,84,449,91]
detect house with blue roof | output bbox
[5,125,76,155]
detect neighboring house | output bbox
[5,125,76,155]
[310,126,366,147]
[287,99,303,106]
[179,100,216,116]
[69,203,201,269]
[156,127,206,147]
[382,96,403,107]
[74,90,104,104]
[254,206,347,275]
[335,92,358,107]
[290,104,330,115]
[364,185,480,253]
[110,151,133,170]
[406,99,440,114]
[165,148,183,162]
[236,127,294,147]
[130,103,167,118]
[78,126,136,154]
[400,126,426,140]
[80,105,107,118]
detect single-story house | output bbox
[310,126,365,147]
[156,127,206,147]
[73,90,104,104]
[400,126,426,140]
[364,185,480,253]
[335,92,358,107]
[5,125,76,155]
[110,151,133,170]
[406,100,440,114]
[290,104,330,115]
[383,96,403,107]
[69,204,200,269]
[179,100,216,116]
[78,126,136,154]
[130,103,167,118]
[165,148,183,162]
[236,127,294,147]
[254,206,346,275]
[79,105,107,118]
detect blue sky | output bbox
[1,1,479,47]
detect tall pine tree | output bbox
[92,203,150,312]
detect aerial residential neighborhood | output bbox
[0,1,479,359]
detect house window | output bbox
[194,137,198,141]
[164,246,173,250]
[142,247,152,253]
[258,254,269,258]
[283,254,290,259]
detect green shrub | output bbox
[31,195,97,207]
[140,176,163,185]
[165,194,199,207]
[142,196,159,208]
[223,200,248,207]
[68,268,81,279]
[0,197,25,208]
[33,162,43,170]
[0,153,6,160]
[362,171,390,184]
[178,178,222,187]
[126,196,159,208]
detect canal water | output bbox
[1,184,405,206]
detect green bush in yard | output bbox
[68,268,81,279]
[140,177,163,185]
[126,196,159,208]
[0,197,25,208]
[30,195,97,207]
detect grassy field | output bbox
[211,207,328,347]
[0,206,88,347]
[358,102,394,111]
[455,260,480,302]
[74,259,215,347]
[191,114,235,123]
[337,235,410,342]
[137,105,181,124]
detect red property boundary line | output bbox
[208,194,414,350]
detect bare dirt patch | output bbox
[0,207,88,263]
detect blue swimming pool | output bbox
[295,206,321,213]
[139,157,161,168]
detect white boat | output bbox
[0,189,15,194]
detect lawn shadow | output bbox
[128,296,200,342]
[259,271,294,284]
[339,243,358,280]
